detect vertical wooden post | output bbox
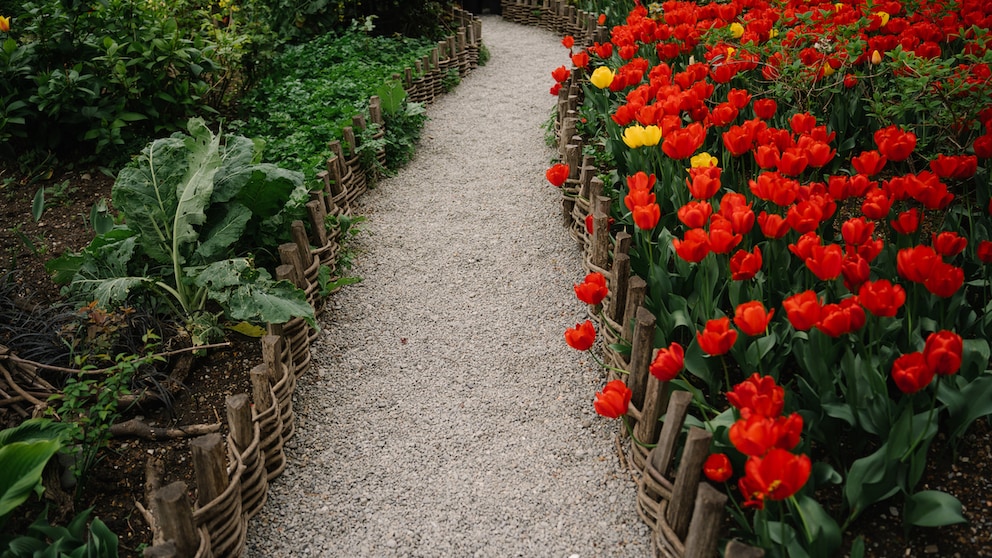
[306,200,329,248]
[151,482,199,558]
[276,263,300,289]
[588,176,603,203]
[725,539,767,558]
[578,155,595,199]
[610,253,630,323]
[627,307,657,410]
[633,371,669,452]
[649,390,693,477]
[190,433,228,508]
[368,96,384,126]
[622,276,647,343]
[558,116,577,156]
[251,364,273,413]
[262,335,286,383]
[562,198,575,228]
[591,210,610,269]
[342,127,358,157]
[683,482,729,558]
[615,230,632,258]
[667,427,713,539]
[226,394,253,453]
[564,143,581,180]
[291,221,313,268]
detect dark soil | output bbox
[1,165,990,557]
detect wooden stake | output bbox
[649,389,692,478]
[610,253,630,323]
[684,482,729,558]
[250,364,273,412]
[291,221,313,268]
[152,481,199,557]
[226,394,253,453]
[190,433,228,508]
[667,426,713,539]
[622,276,647,343]
[627,307,657,410]
[632,370,669,449]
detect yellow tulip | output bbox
[834,3,843,11]
[642,125,662,147]
[823,64,835,77]
[0,15,10,33]
[870,50,882,65]
[729,22,744,39]
[622,125,646,149]
[589,66,615,89]
[769,29,778,39]
[690,152,718,168]
[874,11,890,27]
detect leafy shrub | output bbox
[232,24,435,178]
[255,0,458,41]
[47,118,315,345]
[0,0,277,165]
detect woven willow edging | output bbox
[508,2,767,557]
[132,8,485,557]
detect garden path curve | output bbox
[245,16,653,557]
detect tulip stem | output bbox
[588,350,629,376]
[622,415,657,449]
[900,377,939,464]
[788,495,814,546]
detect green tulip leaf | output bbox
[904,490,966,527]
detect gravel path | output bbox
[245,16,653,557]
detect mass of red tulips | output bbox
[555,0,992,554]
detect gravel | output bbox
[245,16,653,557]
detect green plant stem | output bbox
[788,495,814,546]
[900,377,939,463]
[588,350,629,376]
[621,415,657,448]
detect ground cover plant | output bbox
[0,3,458,554]
[555,0,992,556]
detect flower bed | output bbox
[528,0,992,556]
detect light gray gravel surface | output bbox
[245,15,653,558]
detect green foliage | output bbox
[0,419,72,527]
[1,507,118,558]
[0,0,277,164]
[49,333,163,490]
[232,26,434,179]
[255,0,457,41]
[47,119,315,344]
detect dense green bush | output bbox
[257,0,458,41]
[231,24,436,178]
[0,0,277,165]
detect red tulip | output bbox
[897,246,938,283]
[978,240,992,263]
[782,290,822,331]
[858,279,906,317]
[851,150,887,177]
[815,298,865,337]
[730,246,762,281]
[841,254,871,292]
[789,112,817,135]
[874,125,917,162]
[574,272,609,306]
[708,215,742,254]
[932,231,967,258]
[561,36,575,50]
[686,166,722,200]
[565,320,596,351]
[924,330,963,376]
[753,98,777,120]
[697,316,738,356]
[632,203,662,230]
[650,342,685,381]
[891,352,934,394]
[757,211,790,239]
[841,217,876,247]
[727,373,785,419]
[778,148,809,176]
[703,453,733,483]
[551,65,571,83]
[593,380,632,419]
[930,154,978,180]
[663,122,706,159]
[738,449,812,508]
[890,208,920,235]
[861,187,893,219]
[546,163,569,187]
[677,201,713,229]
[571,51,590,69]
[734,301,774,336]
[923,261,964,298]
[673,228,711,263]
[804,244,843,281]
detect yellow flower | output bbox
[873,11,890,27]
[642,125,662,147]
[0,15,10,33]
[589,66,615,89]
[729,23,744,39]
[834,3,843,11]
[870,50,882,65]
[822,64,835,77]
[690,152,718,168]
[769,29,778,39]
[622,125,646,149]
